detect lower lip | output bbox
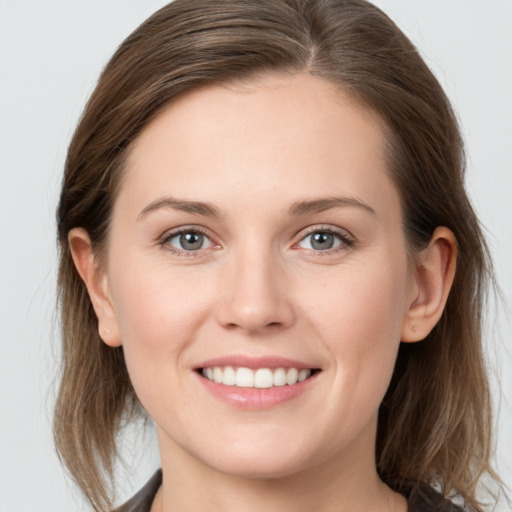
[195,371,319,410]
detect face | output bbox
[102,74,417,479]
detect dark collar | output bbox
[114,470,464,512]
[113,470,162,512]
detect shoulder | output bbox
[407,484,466,512]
[113,470,162,512]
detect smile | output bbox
[195,356,321,408]
[200,366,315,388]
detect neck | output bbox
[153,422,407,512]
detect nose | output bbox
[215,248,295,334]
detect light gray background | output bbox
[1,1,511,510]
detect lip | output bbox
[194,355,321,410]
[194,355,316,370]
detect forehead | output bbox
[120,73,397,219]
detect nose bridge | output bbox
[216,237,294,333]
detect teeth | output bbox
[254,368,273,388]
[298,369,311,382]
[201,366,314,388]
[286,368,298,385]
[273,367,287,387]
[236,367,254,388]
[223,366,236,386]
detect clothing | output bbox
[113,469,465,512]
[113,470,162,512]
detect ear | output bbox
[68,228,122,347]
[401,227,457,343]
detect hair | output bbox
[54,0,497,510]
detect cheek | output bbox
[108,260,214,392]
[307,257,408,340]
[112,255,210,335]
[305,257,409,403]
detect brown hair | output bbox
[55,0,497,510]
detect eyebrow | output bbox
[137,195,375,220]
[288,196,376,216]
[137,197,221,220]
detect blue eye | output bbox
[166,230,212,251]
[298,230,346,251]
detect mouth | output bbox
[198,366,320,389]
[194,356,321,408]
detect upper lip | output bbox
[195,355,319,370]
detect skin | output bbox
[70,73,456,512]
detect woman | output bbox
[54,0,500,511]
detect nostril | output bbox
[215,280,296,333]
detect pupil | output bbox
[180,232,203,250]
[312,232,334,250]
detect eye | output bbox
[163,229,213,252]
[296,228,354,252]
[299,231,341,250]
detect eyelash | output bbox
[294,225,355,256]
[158,225,355,258]
[159,226,215,258]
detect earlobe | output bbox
[401,227,457,343]
[68,228,122,347]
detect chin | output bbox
[199,441,320,480]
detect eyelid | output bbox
[157,223,355,257]
[158,225,220,256]
[295,224,355,241]
[292,224,356,252]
